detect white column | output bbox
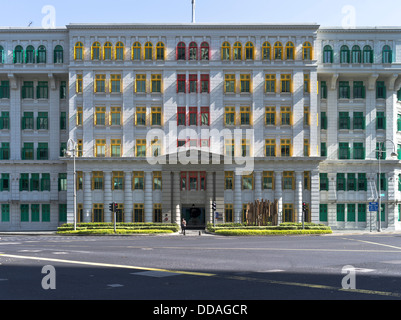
[144,171,153,222]
[206,171,213,225]
[295,171,303,223]
[103,171,112,223]
[234,173,242,223]
[310,169,320,224]
[173,172,181,225]
[274,171,283,225]
[83,171,92,222]
[124,171,133,222]
[254,171,262,201]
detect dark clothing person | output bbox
[181,219,187,235]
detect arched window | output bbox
[54,45,63,64]
[351,45,361,63]
[14,45,23,64]
[115,42,124,60]
[200,42,209,61]
[323,45,333,63]
[103,42,112,60]
[221,42,230,60]
[144,42,153,60]
[245,42,254,60]
[37,45,46,63]
[91,42,101,60]
[274,42,283,60]
[363,45,373,63]
[189,42,198,60]
[340,45,350,63]
[233,42,242,60]
[303,42,312,60]
[0,46,4,64]
[25,45,35,63]
[74,42,84,60]
[177,42,186,60]
[156,42,165,60]
[132,42,141,60]
[285,42,295,60]
[262,42,271,60]
[382,45,392,63]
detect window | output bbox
[363,45,373,63]
[200,42,209,60]
[353,81,365,99]
[22,112,34,130]
[285,42,294,60]
[1,204,10,222]
[0,173,10,191]
[74,42,84,60]
[377,173,387,191]
[30,174,40,192]
[262,42,271,60]
[0,112,9,130]
[177,42,186,60]
[353,112,365,130]
[21,204,29,222]
[37,45,46,63]
[262,172,274,190]
[353,143,365,160]
[242,173,253,190]
[376,81,386,99]
[134,204,144,222]
[323,45,333,63]
[177,107,186,126]
[189,75,197,93]
[110,139,121,157]
[136,107,146,126]
[225,74,236,93]
[19,174,30,191]
[25,45,35,63]
[136,74,146,93]
[339,142,350,159]
[132,42,141,60]
[189,107,197,126]
[280,74,292,93]
[112,172,124,190]
[358,204,367,222]
[225,171,234,190]
[274,42,283,60]
[110,107,121,126]
[0,142,10,160]
[94,74,106,93]
[91,42,101,60]
[351,45,361,63]
[233,42,242,60]
[283,204,294,222]
[241,139,250,157]
[110,74,121,93]
[337,173,346,191]
[153,172,162,190]
[304,139,310,157]
[280,139,292,157]
[92,172,104,190]
[180,172,187,190]
[347,204,356,222]
[382,45,392,63]
[245,42,254,60]
[14,45,24,64]
[92,204,104,222]
[303,42,312,60]
[0,81,10,99]
[304,107,310,126]
[283,172,294,190]
[189,42,197,60]
[77,140,83,157]
[240,107,251,125]
[22,81,34,99]
[37,81,48,99]
[358,173,367,191]
[95,139,106,157]
[224,107,235,126]
[347,173,356,191]
[149,74,162,93]
[265,139,276,157]
[320,173,329,191]
[339,81,350,99]
[136,139,146,157]
[156,42,165,60]
[0,46,4,64]
[151,107,162,126]
[221,42,231,60]
[240,74,251,93]
[280,107,292,126]
[151,139,161,157]
[22,143,34,160]
[265,74,276,93]
[188,172,198,190]
[201,75,209,93]
[304,74,310,93]
[320,204,328,222]
[115,42,124,60]
[133,172,144,190]
[76,107,83,126]
[54,45,63,64]
[265,107,276,126]
[304,172,310,190]
[60,81,67,99]
[37,112,48,130]
[154,204,162,223]
[177,74,186,93]
[340,45,350,63]
[95,107,106,126]
[225,204,233,223]
[225,139,234,157]
[58,173,67,191]
[76,74,83,93]
[321,81,327,99]
[376,112,386,130]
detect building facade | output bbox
[0,23,401,231]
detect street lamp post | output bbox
[377,139,398,232]
[67,139,77,231]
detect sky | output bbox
[1,0,401,28]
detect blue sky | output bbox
[1,0,401,28]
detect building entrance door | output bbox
[182,206,206,229]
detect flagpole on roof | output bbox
[192,0,196,23]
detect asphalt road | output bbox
[0,232,401,304]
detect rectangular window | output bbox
[320,173,329,191]
[347,204,356,222]
[76,75,83,93]
[304,172,310,190]
[353,112,365,130]
[347,173,356,191]
[304,107,310,126]
[0,142,10,160]
[265,107,276,126]
[353,81,365,99]
[283,204,294,222]
[337,204,345,222]
[110,107,121,126]
[321,112,327,130]
[280,107,292,126]
[377,173,387,191]
[339,112,350,130]
[58,173,67,191]
[136,74,146,93]
[95,107,106,126]
[320,204,328,222]
[111,139,122,157]
[376,81,386,99]
[95,139,106,157]
[60,81,67,99]
[225,171,234,190]
[153,171,162,190]
[337,173,346,191]
[0,81,10,99]
[377,112,386,130]
[240,74,251,93]
[110,74,121,93]
[95,75,106,93]
[133,172,144,190]
[224,74,235,93]
[92,172,104,190]
[241,139,250,157]
[339,81,350,99]
[189,75,197,93]
[180,172,187,190]
[1,204,10,222]
[242,174,254,190]
[263,171,274,190]
[37,112,49,130]
[0,111,10,130]
[76,172,83,191]
[136,139,146,157]
[0,173,10,191]
[265,139,276,157]
[42,204,50,222]
[304,139,310,157]
[151,74,162,93]
[189,107,197,126]
[154,204,162,223]
[22,112,34,130]
[321,81,327,99]
[201,75,209,93]
[22,143,34,160]
[151,107,162,126]
[280,74,292,93]
[304,74,310,93]
[37,81,49,99]
[76,107,83,126]
[265,74,276,93]
[134,204,144,222]
[339,143,350,159]
[177,74,186,93]
[22,81,34,99]
[92,204,103,223]
[77,140,83,157]
[283,171,294,190]
[240,107,251,125]
[40,173,51,192]
[60,112,66,130]
[112,171,124,190]
[20,174,30,191]
[358,173,367,191]
[189,172,198,191]
[280,139,292,157]
[21,204,30,222]
[225,204,233,223]
[225,139,234,157]
[31,204,40,222]
[177,107,186,126]
[353,143,365,160]
[321,142,327,157]
[358,204,366,222]
[151,139,161,157]
[136,107,146,126]
[37,143,48,160]
[224,107,235,126]
[201,107,210,126]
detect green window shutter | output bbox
[358,173,367,191]
[1,204,10,222]
[42,204,50,222]
[347,204,356,222]
[337,173,346,191]
[358,204,366,222]
[41,173,51,191]
[31,204,40,222]
[337,204,345,222]
[21,204,29,222]
[59,204,67,222]
[319,204,328,222]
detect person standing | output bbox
[181,218,187,235]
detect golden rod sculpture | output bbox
[245,199,279,226]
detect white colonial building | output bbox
[0,23,401,231]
